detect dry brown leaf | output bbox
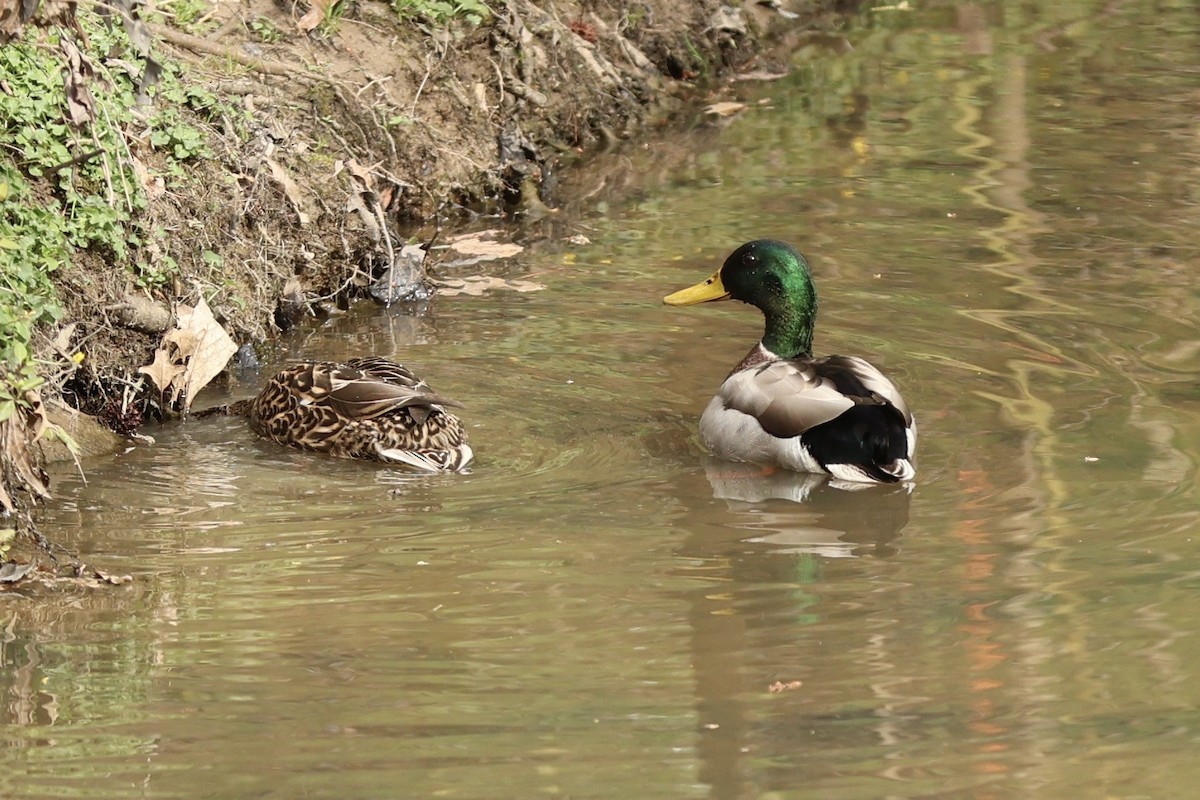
[94,568,133,585]
[51,322,77,356]
[378,183,396,210]
[344,192,380,242]
[0,0,24,42]
[131,156,165,200]
[24,390,47,440]
[296,0,330,32]
[336,158,380,191]
[704,101,746,118]
[140,297,236,410]
[170,297,237,409]
[446,230,524,260]
[266,158,312,225]
[59,36,96,127]
[281,276,305,303]
[138,346,185,397]
[0,392,52,512]
[163,324,198,360]
[340,159,384,240]
[2,0,78,42]
[346,159,376,187]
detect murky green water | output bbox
[6,2,1200,797]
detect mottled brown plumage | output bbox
[226,357,473,472]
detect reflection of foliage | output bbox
[0,594,161,758]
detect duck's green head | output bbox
[664,240,817,357]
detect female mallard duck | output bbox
[225,356,473,472]
[664,239,915,484]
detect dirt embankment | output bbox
[55,0,848,395]
[1,0,857,564]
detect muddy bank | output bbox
[1,0,859,562]
[52,0,854,398]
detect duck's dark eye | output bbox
[742,252,758,266]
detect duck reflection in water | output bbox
[703,458,912,557]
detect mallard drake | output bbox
[225,356,473,472]
[664,240,915,484]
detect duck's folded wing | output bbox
[345,357,423,387]
[294,362,460,420]
[815,356,913,426]
[719,360,855,439]
[347,357,464,408]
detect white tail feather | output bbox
[376,446,442,472]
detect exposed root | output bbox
[149,23,338,84]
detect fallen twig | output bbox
[149,23,330,84]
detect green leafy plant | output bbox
[150,121,208,160]
[0,527,16,561]
[248,16,286,43]
[682,35,707,79]
[392,0,492,25]
[0,11,246,408]
[134,254,179,291]
[159,0,209,29]
[0,171,67,372]
[317,0,348,36]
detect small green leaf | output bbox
[43,424,80,455]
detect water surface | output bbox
[6,2,1200,797]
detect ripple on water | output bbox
[20,6,1200,796]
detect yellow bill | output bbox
[663,271,730,306]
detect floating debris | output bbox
[733,70,789,82]
[768,680,804,693]
[446,230,525,263]
[704,101,746,118]
[434,275,545,297]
